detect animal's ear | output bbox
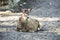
[30,8,32,12]
[22,9,28,12]
[28,8,32,12]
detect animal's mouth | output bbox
[0,0,9,6]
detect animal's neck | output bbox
[21,15,27,20]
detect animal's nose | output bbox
[27,17,29,19]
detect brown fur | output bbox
[16,8,40,32]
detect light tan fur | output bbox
[16,8,40,32]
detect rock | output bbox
[0,0,9,6]
[16,17,40,32]
[0,0,19,10]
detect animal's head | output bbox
[22,8,32,15]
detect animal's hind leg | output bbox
[17,27,22,32]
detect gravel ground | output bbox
[0,16,60,40]
[0,32,60,40]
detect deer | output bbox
[16,8,40,32]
